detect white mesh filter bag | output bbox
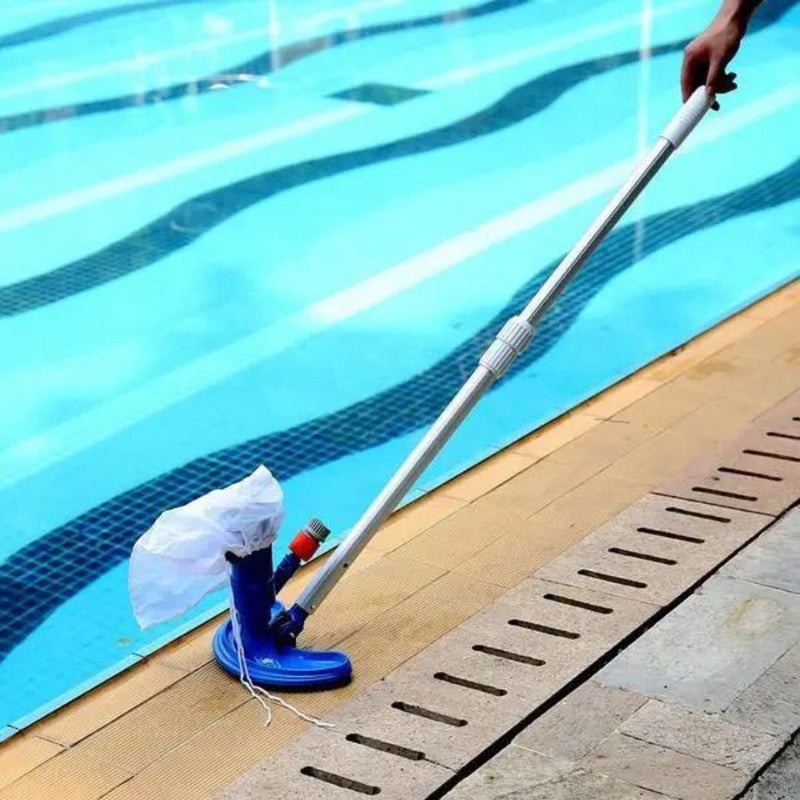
[128,465,284,629]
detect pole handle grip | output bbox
[660,87,714,149]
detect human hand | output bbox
[681,17,742,109]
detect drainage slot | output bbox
[637,526,704,544]
[346,733,424,762]
[692,486,758,502]
[767,431,800,442]
[608,547,677,565]
[718,466,782,482]
[391,701,467,728]
[743,448,800,463]
[543,593,613,614]
[666,506,731,523]
[472,644,545,666]
[433,672,507,696]
[577,569,647,588]
[300,767,380,795]
[508,620,580,639]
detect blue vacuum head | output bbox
[213,546,351,690]
[213,613,351,690]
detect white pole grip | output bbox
[660,86,714,149]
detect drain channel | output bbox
[543,593,613,614]
[666,506,731,523]
[692,487,758,502]
[300,766,380,795]
[577,569,647,588]
[718,466,782,481]
[767,431,800,441]
[391,701,467,728]
[472,644,545,666]
[637,526,704,544]
[507,620,579,639]
[346,733,425,761]
[608,547,677,565]
[743,448,800,463]
[433,672,507,696]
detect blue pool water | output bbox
[0,0,798,737]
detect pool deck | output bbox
[1,278,799,800]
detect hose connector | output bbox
[289,518,331,562]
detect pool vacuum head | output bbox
[213,519,352,689]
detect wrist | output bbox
[715,0,756,34]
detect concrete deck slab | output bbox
[598,574,800,713]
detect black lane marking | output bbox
[0,0,211,51]
[0,0,535,134]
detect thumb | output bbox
[706,53,724,93]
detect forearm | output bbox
[710,0,762,33]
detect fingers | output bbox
[680,44,704,102]
[716,71,738,93]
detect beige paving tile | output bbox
[621,699,782,774]
[102,703,307,800]
[303,552,445,650]
[665,396,762,442]
[392,500,519,569]
[603,427,717,487]
[515,681,646,761]
[582,732,747,800]
[0,746,131,800]
[337,571,504,646]
[366,494,466,553]
[75,662,248,775]
[675,352,800,409]
[511,413,601,458]
[579,377,663,419]
[545,420,656,474]
[155,620,219,673]
[0,736,63,791]
[612,379,709,432]
[30,660,187,746]
[216,722,452,800]
[452,521,579,589]
[440,452,536,501]
[527,472,649,540]
[479,457,596,520]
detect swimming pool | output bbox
[1,0,798,737]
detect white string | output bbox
[228,589,334,730]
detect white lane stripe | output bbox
[0,28,275,102]
[420,0,701,90]
[0,105,367,234]
[0,0,696,237]
[1,88,794,490]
